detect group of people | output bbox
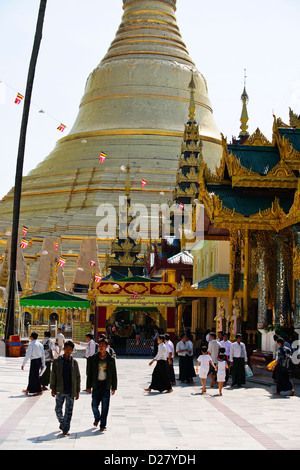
[176,330,249,395]
[21,330,117,436]
[144,329,249,396]
[20,326,296,436]
[196,331,247,395]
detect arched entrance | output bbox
[95,277,177,354]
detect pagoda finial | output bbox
[22,264,33,297]
[239,69,249,137]
[125,161,131,197]
[188,72,196,121]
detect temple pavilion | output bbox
[179,82,300,360]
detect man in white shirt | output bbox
[208,332,221,387]
[164,334,176,385]
[75,333,96,393]
[22,332,45,396]
[220,332,231,357]
[230,334,248,387]
[56,328,65,354]
[176,333,194,383]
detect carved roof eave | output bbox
[198,178,300,232]
[207,127,298,188]
[244,128,273,147]
[273,115,300,167]
[231,157,298,189]
[198,134,230,185]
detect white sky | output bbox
[0,0,300,200]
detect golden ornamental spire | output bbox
[21,264,33,297]
[239,69,249,137]
[50,261,59,291]
[188,73,196,121]
[125,161,131,198]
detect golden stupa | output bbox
[0,0,222,291]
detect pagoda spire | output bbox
[125,161,131,198]
[188,73,196,122]
[239,69,249,138]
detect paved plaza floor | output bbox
[1,351,300,452]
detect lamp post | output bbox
[4,0,47,341]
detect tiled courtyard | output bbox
[1,352,300,451]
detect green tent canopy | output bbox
[19,290,91,310]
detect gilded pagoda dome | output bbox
[0,0,222,287]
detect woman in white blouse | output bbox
[144,335,173,393]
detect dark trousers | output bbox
[92,382,111,428]
[231,357,245,385]
[167,358,176,383]
[40,362,51,387]
[276,365,293,393]
[55,393,74,433]
[27,358,42,393]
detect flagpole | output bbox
[5,0,48,341]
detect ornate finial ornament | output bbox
[125,162,131,197]
[188,73,196,121]
[239,69,249,137]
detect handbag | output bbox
[245,364,253,378]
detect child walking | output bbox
[196,346,216,394]
[216,353,228,396]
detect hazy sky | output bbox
[1,0,300,199]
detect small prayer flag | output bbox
[179,203,184,211]
[94,274,102,283]
[53,242,58,250]
[141,179,147,188]
[99,152,107,163]
[132,291,138,299]
[58,257,66,267]
[22,226,28,236]
[57,123,66,132]
[20,239,29,249]
[15,93,24,104]
[90,260,95,266]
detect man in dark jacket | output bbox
[50,340,81,435]
[87,338,117,431]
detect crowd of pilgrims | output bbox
[145,329,249,396]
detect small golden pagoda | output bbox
[104,163,147,279]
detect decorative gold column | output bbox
[192,300,199,336]
[243,229,250,322]
[229,232,234,316]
